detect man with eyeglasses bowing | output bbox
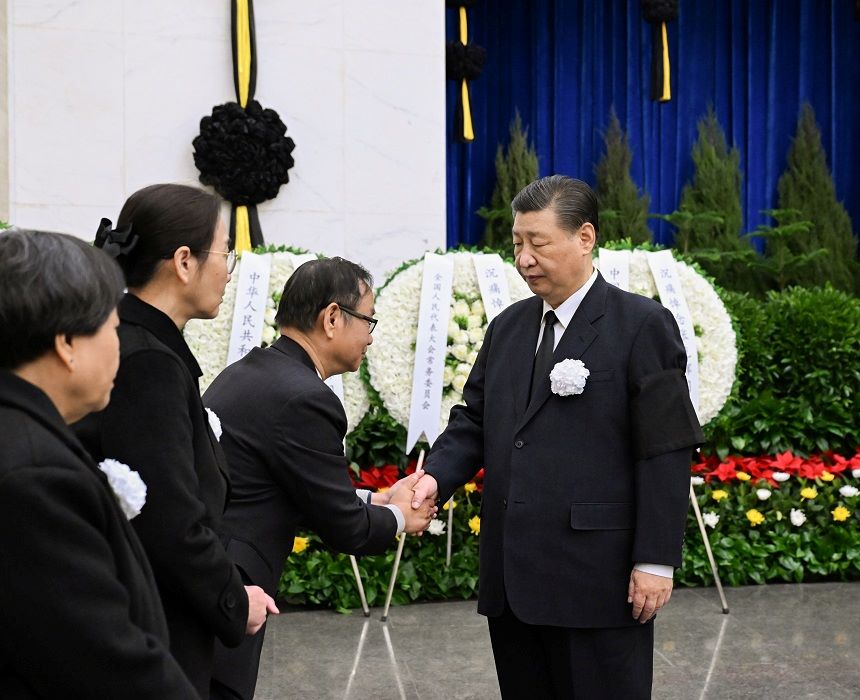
[204,257,436,700]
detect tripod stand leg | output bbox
[381,533,407,622]
[690,482,729,614]
[349,555,370,617]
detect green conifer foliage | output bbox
[477,112,539,252]
[676,106,745,253]
[594,109,651,244]
[776,104,859,293]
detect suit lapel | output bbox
[515,274,608,432]
[508,297,545,419]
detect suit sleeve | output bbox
[628,307,704,567]
[272,387,398,555]
[98,350,247,646]
[0,468,199,699]
[423,317,493,503]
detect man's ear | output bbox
[579,223,596,254]
[54,334,75,372]
[321,303,339,339]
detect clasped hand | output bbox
[374,470,438,535]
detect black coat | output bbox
[74,294,247,697]
[0,371,198,698]
[204,335,399,597]
[425,273,704,628]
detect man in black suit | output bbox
[411,176,703,698]
[205,257,436,700]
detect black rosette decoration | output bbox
[641,0,678,102]
[446,1,485,143]
[193,0,295,250]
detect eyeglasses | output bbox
[201,249,237,274]
[339,305,378,334]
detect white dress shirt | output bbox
[536,267,672,580]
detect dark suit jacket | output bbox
[0,371,198,698]
[425,273,703,629]
[74,294,247,696]
[204,336,399,597]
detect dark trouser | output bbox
[487,602,654,699]
[209,619,268,700]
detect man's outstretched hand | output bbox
[410,473,439,509]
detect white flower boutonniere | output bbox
[549,359,590,396]
[98,459,147,520]
[206,407,223,441]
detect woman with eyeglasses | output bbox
[0,229,197,697]
[74,183,276,698]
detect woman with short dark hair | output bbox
[74,184,275,697]
[0,228,197,697]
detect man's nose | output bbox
[517,250,536,268]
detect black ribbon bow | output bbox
[94,218,138,259]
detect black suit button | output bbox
[514,440,524,448]
[224,593,236,610]
[503,498,508,509]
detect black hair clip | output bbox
[94,218,139,259]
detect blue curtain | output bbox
[446,0,860,248]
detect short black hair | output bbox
[275,257,373,331]
[98,183,221,288]
[0,229,125,369]
[511,175,600,241]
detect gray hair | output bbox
[0,229,125,369]
[511,175,600,240]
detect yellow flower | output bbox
[443,499,457,511]
[746,509,765,526]
[464,482,477,494]
[820,471,835,482]
[292,536,309,554]
[377,486,390,493]
[736,472,751,482]
[711,490,728,501]
[832,506,851,522]
[800,487,818,500]
[468,515,481,535]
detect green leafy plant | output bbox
[777,104,860,294]
[477,112,539,253]
[595,109,651,244]
[744,209,827,291]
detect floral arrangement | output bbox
[594,248,736,425]
[679,448,860,586]
[98,459,147,520]
[184,248,370,433]
[550,359,590,396]
[366,251,531,432]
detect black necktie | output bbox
[529,310,558,402]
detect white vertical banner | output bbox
[472,252,512,322]
[598,248,631,291]
[646,250,700,415]
[406,253,455,452]
[227,252,272,366]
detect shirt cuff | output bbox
[384,504,405,536]
[355,488,373,504]
[634,563,674,579]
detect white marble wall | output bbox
[6,0,445,282]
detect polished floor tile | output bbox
[255,582,859,699]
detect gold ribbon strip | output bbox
[234,204,252,254]
[659,21,671,102]
[458,6,475,142]
[235,0,252,108]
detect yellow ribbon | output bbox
[459,6,475,142]
[235,0,252,108]
[660,21,671,102]
[234,205,252,254]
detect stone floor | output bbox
[256,582,859,699]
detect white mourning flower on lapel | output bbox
[206,407,223,441]
[98,459,147,520]
[549,359,590,397]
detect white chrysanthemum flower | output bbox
[549,359,590,396]
[467,314,483,329]
[454,330,470,346]
[98,459,147,520]
[790,509,807,527]
[205,407,223,441]
[261,325,277,345]
[852,468,860,479]
[772,472,790,482]
[839,485,859,498]
[691,476,705,486]
[428,519,446,536]
[702,511,720,529]
[452,374,468,393]
[594,250,737,425]
[264,307,277,326]
[447,320,460,339]
[756,488,772,501]
[367,251,531,432]
[467,350,479,365]
[442,365,455,386]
